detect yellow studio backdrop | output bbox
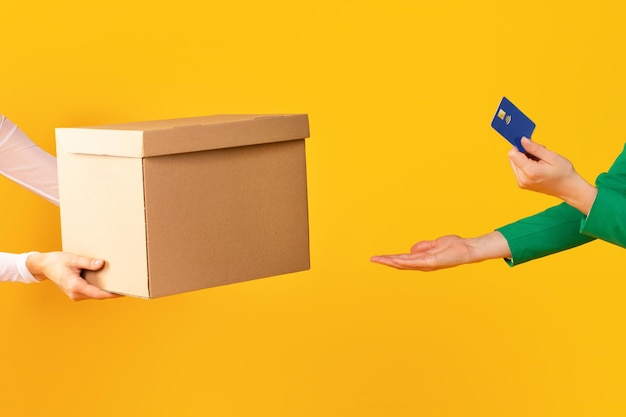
[1,0,625,416]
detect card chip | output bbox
[497,109,506,120]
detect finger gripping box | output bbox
[56,114,311,298]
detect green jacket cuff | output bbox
[496,203,595,266]
[580,186,626,247]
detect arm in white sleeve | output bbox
[0,116,57,283]
[0,115,59,206]
[0,252,39,283]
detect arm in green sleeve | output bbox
[496,203,595,266]
[580,143,626,247]
[496,143,626,266]
[580,187,626,247]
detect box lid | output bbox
[55,114,310,157]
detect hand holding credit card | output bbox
[491,97,536,154]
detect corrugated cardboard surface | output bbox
[143,140,309,297]
[56,114,310,157]
[57,114,310,298]
[56,151,150,296]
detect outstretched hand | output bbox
[371,235,477,271]
[26,252,121,301]
[371,232,512,271]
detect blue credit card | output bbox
[491,97,535,153]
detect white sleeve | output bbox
[0,252,39,283]
[0,116,58,284]
[0,115,59,206]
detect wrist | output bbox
[467,231,512,263]
[558,176,597,215]
[25,252,48,281]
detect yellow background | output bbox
[1,1,625,416]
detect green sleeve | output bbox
[579,144,626,247]
[495,203,595,266]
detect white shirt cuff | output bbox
[16,252,40,283]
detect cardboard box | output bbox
[56,114,311,298]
